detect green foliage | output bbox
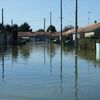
[12,24,18,31]
[5,24,12,32]
[0,22,32,33]
[47,25,57,32]
[63,25,74,32]
[11,24,19,41]
[37,29,44,32]
[19,22,32,32]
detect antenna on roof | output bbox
[88,11,91,24]
[94,20,97,24]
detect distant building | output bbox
[18,32,60,42]
[79,22,100,39]
[62,22,100,40]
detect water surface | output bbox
[0,42,100,100]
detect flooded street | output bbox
[0,42,100,100]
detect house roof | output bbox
[51,32,61,36]
[18,32,60,37]
[33,32,50,36]
[78,24,94,33]
[62,22,100,36]
[18,32,36,37]
[62,29,75,36]
[82,22,100,33]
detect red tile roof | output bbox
[18,32,60,37]
[33,32,50,36]
[82,22,100,33]
[51,32,61,36]
[18,32,36,37]
[62,29,75,36]
[63,22,100,36]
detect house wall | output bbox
[84,32,95,38]
[79,33,85,38]
[95,30,100,39]
[73,34,80,40]
[36,35,49,41]
[79,28,100,39]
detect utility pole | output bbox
[44,18,46,32]
[60,1,63,93]
[50,11,52,26]
[60,0,63,43]
[2,8,4,26]
[11,19,13,26]
[1,8,4,77]
[43,18,46,64]
[75,0,78,48]
[75,0,79,93]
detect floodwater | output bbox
[0,42,100,100]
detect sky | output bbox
[0,0,100,31]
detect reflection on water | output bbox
[74,49,79,100]
[1,44,5,79]
[12,46,19,60]
[49,42,53,73]
[44,42,46,64]
[0,42,100,100]
[60,42,63,93]
[2,60,4,79]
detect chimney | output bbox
[94,20,97,24]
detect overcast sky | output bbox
[0,0,100,31]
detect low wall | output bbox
[78,39,100,50]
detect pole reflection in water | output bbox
[2,59,4,79]
[60,42,63,93]
[49,42,53,73]
[74,49,79,100]
[49,42,56,73]
[1,37,5,79]
[44,41,46,64]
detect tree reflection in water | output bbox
[2,60,4,79]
